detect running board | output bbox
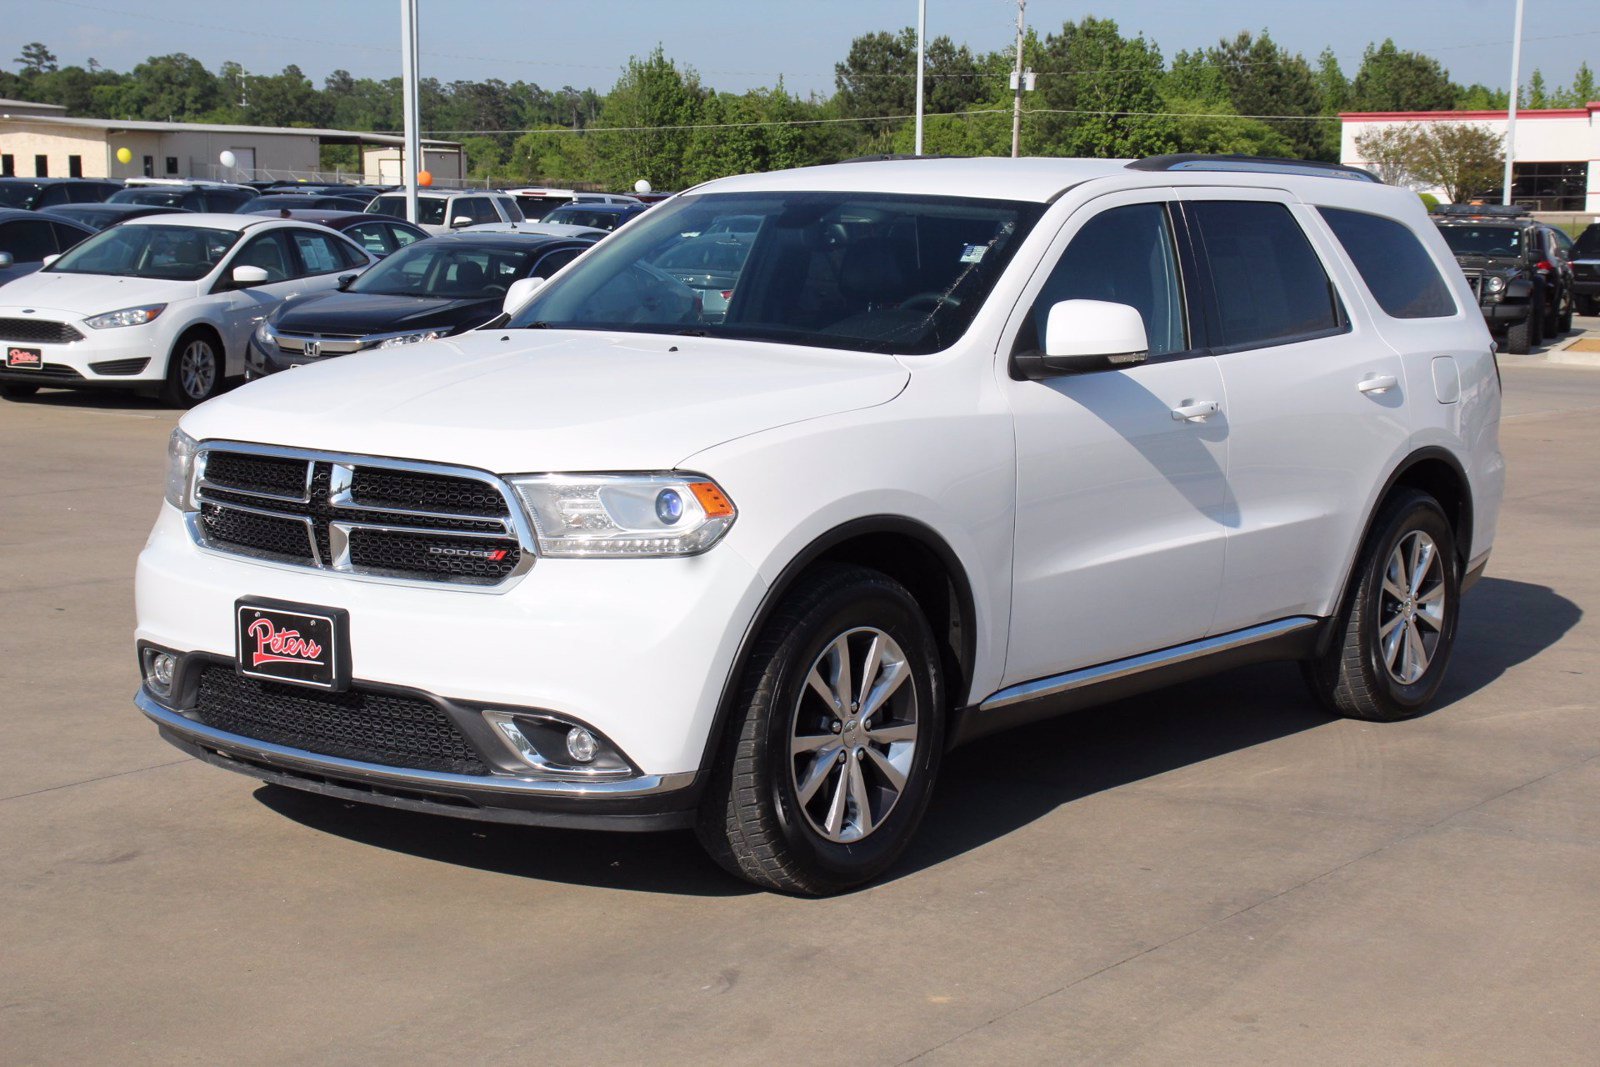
[952,616,1322,746]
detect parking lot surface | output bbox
[2,325,1598,1064]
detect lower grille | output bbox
[0,317,83,344]
[89,357,151,376]
[1,363,82,380]
[192,665,489,775]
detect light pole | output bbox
[1501,0,1523,205]
[914,0,926,156]
[1011,0,1027,157]
[400,0,421,224]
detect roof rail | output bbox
[1430,203,1530,218]
[837,153,966,164]
[1126,154,1380,183]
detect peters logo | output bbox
[7,348,41,366]
[246,616,325,668]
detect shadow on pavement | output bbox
[255,577,1580,897]
[3,387,183,413]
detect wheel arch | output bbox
[696,516,979,778]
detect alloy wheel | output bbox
[180,339,217,400]
[1378,530,1447,684]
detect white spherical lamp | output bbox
[219,150,238,169]
[634,179,652,194]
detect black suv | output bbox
[107,182,258,214]
[1570,224,1600,317]
[1431,205,1575,353]
[0,177,122,211]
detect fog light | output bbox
[566,726,598,763]
[143,649,177,695]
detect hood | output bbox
[182,329,909,472]
[0,271,200,317]
[271,290,496,336]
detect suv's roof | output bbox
[117,213,305,232]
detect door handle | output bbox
[1358,374,1398,394]
[1170,400,1219,422]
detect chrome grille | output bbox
[188,444,533,588]
[275,332,364,356]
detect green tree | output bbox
[1407,124,1503,202]
[1523,69,1549,109]
[1349,40,1458,112]
[1353,123,1421,185]
[244,64,328,128]
[1456,83,1509,110]
[107,54,220,121]
[15,42,57,75]
[834,28,916,142]
[1551,62,1595,107]
[1204,30,1330,159]
[1315,48,1350,114]
[589,48,704,191]
[1034,17,1174,158]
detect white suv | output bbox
[364,190,523,235]
[134,155,1504,894]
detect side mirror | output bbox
[41,253,60,268]
[336,273,358,291]
[502,276,547,316]
[0,252,13,268]
[451,215,474,228]
[1013,299,1149,380]
[230,265,271,289]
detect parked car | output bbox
[1564,224,1599,316]
[240,194,371,214]
[0,177,122,211]
[110,180,259,214]
[365,190,523,235]
[247,232,591,377]
[251,209,429,260]
[39,203,192,232]
[503,187,643,220]
[652,232,751,321]
[541,202,648,231]
[0,207,94,285]
[0,214,375,404]
[132,154,1503,894]
[1431,204,1575,352]
[464,220,608,241]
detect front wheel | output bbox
[697,564,944,895]
[1303,489,1460,722]
[160,331,226,407]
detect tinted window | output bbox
[109,188,187,208]
[389,224,423,248]
[37,185,70,207]
[204,190,254,212]
[494,196,524,222]
[516,195,571,220]
[349,241,539,297]
[1319,208,1456,319]
[1437,225,1522,258]
[0,182,42,208]
[344,222,394,256]
[1190,201,1340,349]
[233,231,293,281]
[1023,202,1186,356]
[0,219,58,261]
[1573,226,1600,258]
[49,221,90,252]
[456,198,498,225]
[532,247,581,277]
[370,195,447,226]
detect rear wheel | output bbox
[160,331,225,407]
[0,383,40,400]
[1504,312,1535,354]
[1303,489,1460,722]
[697,564,944,895]
[1557,290,1573,334]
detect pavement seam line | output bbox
[0,757,193,804]
[897,747,1600,1064]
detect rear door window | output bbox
[342,222,394,257]
[0,218,60,261]
[1189,201,1341,350]
[1318,207,1457,319]
[288,230,351,275]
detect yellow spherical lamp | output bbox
[115,147,133,165]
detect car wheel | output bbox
[1504,312,1534,355]
[160,331,225,407]
[697,563,944,895]
[1303,489,1460,722]
[1557,291,1573,334]
[0,383,40,400]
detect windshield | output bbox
[350,240,539,298]
[110,188,188,208]
[546,207,624,230]
[515,195,572,220]
[0,182,43,209]
[48,224,240,280]
[1439,225,1523,258]
[370,195,447,226]
[508,191,1044,354]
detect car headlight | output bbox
[510,473,736,558]
[84,304,166,329]
[164,428,198,510]
[1485,275,1506,293]
[373,330,443,349]
[254,319,278,348]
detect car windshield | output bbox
[0,182,44,209]
[508,191,1044,355]
[516,195,572,220]
[47,224,240,280]
[1573,225,1600,258]
[350,240,538,298]
[545,207,623,230]
[110,188,188,208]
[1439,225,1523,258]
[370,195,447,226]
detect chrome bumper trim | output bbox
[135,689,696,799]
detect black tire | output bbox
[160,329,226,407]
[1557,290,1573,334]
[1303,489,1460,722]
[1530,299,1546,345]
[0,383,40,400]
[696,563,945,895]
[1582,295,1600,317]
[1504,312,1534,354]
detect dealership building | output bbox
[0,102,465,186]
[1340,102,1600,212]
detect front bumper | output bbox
[1480,302,1530,325]
[0,321,167,387]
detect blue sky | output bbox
[19,0,1600,102]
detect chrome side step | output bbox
[979,616,1320,713]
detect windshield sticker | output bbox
[959,244,988,264]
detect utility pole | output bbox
[915,0,926,156]
[1501,0,1524,205]
[400,0,421,224]
[1010,0,1027,158]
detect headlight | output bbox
[164,428,198,509]
[1485,275,1506,293]
[254,319,278,347]
[510,473,736,558]
[84,304,166,329]
[373,330,443,349]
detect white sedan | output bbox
[0,214,377,405]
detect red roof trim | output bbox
[1340,107,1594,121]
